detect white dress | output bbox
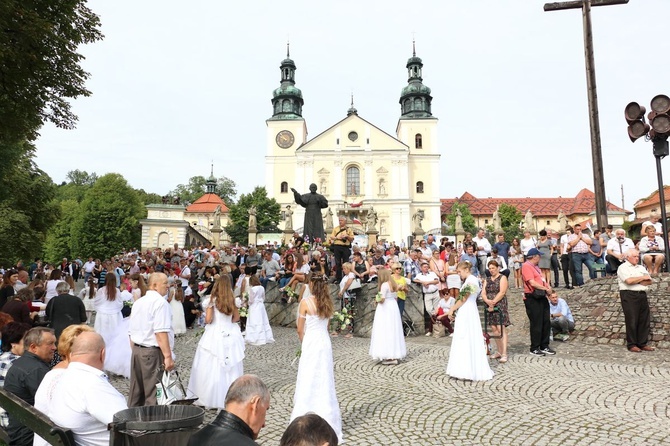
[244,285,274,345]
[369,282,407,361]
[446,275,494,381]
[290,297,343,442]
[170,292,187,335]
[187,297,245,409]
[103,290,133,378]
[446,264,462,290]
[93,288,123,345]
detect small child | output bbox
[433,289,456,334]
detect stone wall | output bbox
[566,275,670,348]
[264,282,429,336]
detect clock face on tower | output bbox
[276,130,295,149]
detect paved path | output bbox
[110,297,670,445]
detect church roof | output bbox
[633,186,670,210]
[185,193,228,213]
[440,189,631,217]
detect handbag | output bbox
[347,277,362,291]
[432,319,446,338]
[530,288,547,299]
[156,371,185,405]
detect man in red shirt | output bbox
[521,248,555,357]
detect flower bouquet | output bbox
[291,347,302,367]
[239,306,248,318]
[285,287,298,303]
[458,284,477,301]
[330,304,354,334]
[375,292,384,304]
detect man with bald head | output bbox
[48,332,127,446]
[128,272,175,406]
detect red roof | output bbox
[440,189,631,217]
[185,193,228,213]
[633,186,670,209]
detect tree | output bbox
[55,170,98,203]
[225,187,281,244]
[70,174,145,259]
[0,142,58,266]
[43,199,80,264]
[169,176,237,205]
[498,203,524,241]
[0,1,103,144]
[135,189,163,205]
[443,203,477,236]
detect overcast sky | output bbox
[35,0,670,213]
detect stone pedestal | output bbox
[455,229,465,248]
[367,230,379,247]
[412,228,425,242]
[248,229,258,247]
[211,227,223,248]
[283,229,293,246]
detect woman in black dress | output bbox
[481,260,511,363]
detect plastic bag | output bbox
[156,371,185,405]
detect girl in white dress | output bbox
[445,261,494,381]
[93,272,123,346]
[291,274,343,442]
[369,268,406,365]
[244,275,274,345]
[104,274,146,378]
[170,282,187,335]
[188,275,245,409]
[77,278,97,323]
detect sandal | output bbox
[499,355,508,363]
[491,352,502,360]
[344,333,353,338]
[330,332,339,337]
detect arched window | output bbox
[416,181,424,193]
[280,182,288,193]
[346,166,360,195]
[415,133,423,149]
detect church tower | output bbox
[396,41,441,234]
[266,44,308,198]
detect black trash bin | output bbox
[109,405,205,446]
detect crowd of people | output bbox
[0,210,663,444]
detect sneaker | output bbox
[425,332,432,337]
[529,349,545,357]
[541,347,556,355]
[555,333,569,342]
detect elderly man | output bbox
[403,249,421,281]
[639,226,666,275]
[259,250,281,288]
[567,223,594,286]
[413,262,440,337]
[46,281,87,340]
[521,248,555,357]
[128,272,174,406]
[188,375,271,446]
[617,249,655,353]
[49,332,128,445]
[605,228,635,275]
[473,228,492,277]
[4,327,57,446]
[329,216,354,282]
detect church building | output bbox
[265,45,442,244]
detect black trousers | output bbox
[332,244,350,281]
[560,254,575,287]
[551,254,560,287]
[524,294,551,351]
[606,254,624,275]
[619,290,651,349]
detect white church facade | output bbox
[265,46,442,244]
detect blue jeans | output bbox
[397,298,406,318]
[571,252,594,285]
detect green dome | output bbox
[273,84,303,99]
[401,82,431,97]
[281,57,296,67]
[406,56,423,67]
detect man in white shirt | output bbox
[559,227,575,289]
[473,228,492,277]
[606,228,635,275]
[128,272,174,406]
[617,249,655,352]
[413,262,440,337]
[179,259,191,292]
[83,257,96,282]
[49,332,128,446]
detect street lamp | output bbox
[624,96,670,266]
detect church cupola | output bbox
[347,94,358,117]
[206,164,217,194]
[269,43,304,120]
[399,41,433,118]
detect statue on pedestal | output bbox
[291,184,329,241]
[284,205,293,231]
[213,204,221,229]
[493,205,502,232]
[412,210,424,232]
[558,210,567,232]
[248,206,257,231]
[525,209,534,232]
[367,207,378,232]
[324,207,334,233]
[455,209,464,232]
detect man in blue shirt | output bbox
[549,291,574,341]
[492,233,510,266]
[459,245,479,277]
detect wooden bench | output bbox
[0,388,75,446]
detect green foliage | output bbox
[135,189,163,205]
[70,174,145,259]
[55,170,98,202]
[443,203,477,236]
[169,176,237,205]
[0,142,58,266]
[498,203,524,241]
[225,187,281,244]
[0,0,103,143]
[43,199,80,264]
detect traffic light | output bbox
[649,94,670,139]
[624,102,650,142]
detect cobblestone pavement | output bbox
[109,287,670,445]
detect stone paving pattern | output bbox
[109,285,670,445]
